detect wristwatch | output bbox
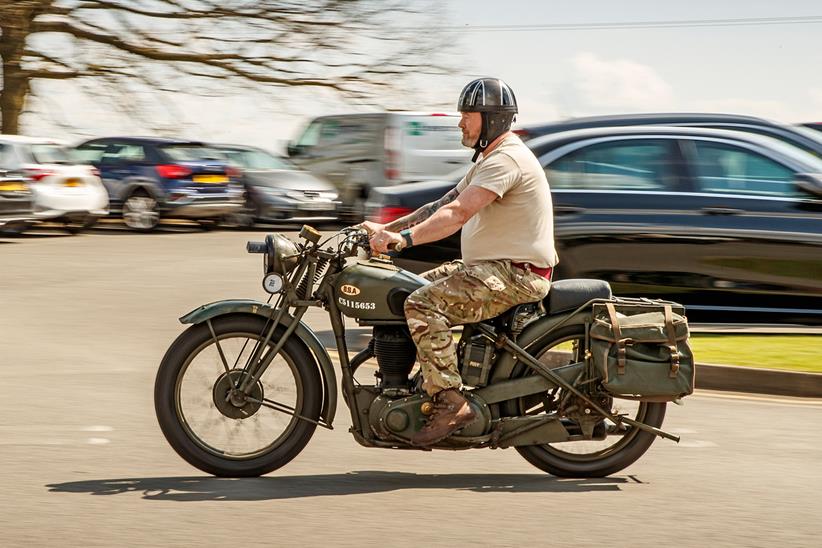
[400,229,414,249]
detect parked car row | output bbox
[0,135,108,234]
[0,135,342,234]
[367,120,822,326]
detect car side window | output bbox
[100,143,147,164]
[547,139,675,191]
[0,143,13,170]
[691,141,798,197]
[74,142,110,165]
[296,121,322,148]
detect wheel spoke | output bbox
[246,396,324,427]
[206,320,234,376]
[175,331,304,458]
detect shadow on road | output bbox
[46,471,635,501]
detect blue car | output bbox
[73,137,244,231]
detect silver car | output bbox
[213,144,340,226]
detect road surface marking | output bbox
[86,438,110,445]
[677,440,718,448]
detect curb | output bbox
[696,363,822,398]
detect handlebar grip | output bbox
[246,241,267,254]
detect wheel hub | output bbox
[212,370,264,419]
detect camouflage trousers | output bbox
[404,260,552,396]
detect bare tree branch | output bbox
[0,0,453,133]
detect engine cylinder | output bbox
[373,326,417,388]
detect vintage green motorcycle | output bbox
[155,225,692,478]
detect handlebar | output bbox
[246,241,267,254]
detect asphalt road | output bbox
[2,226,821,547]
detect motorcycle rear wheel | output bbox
[506,324,666,478]
[154,315,322,477]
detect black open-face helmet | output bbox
[458,78,518,160]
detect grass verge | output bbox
[690,334,822,373]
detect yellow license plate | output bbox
[0,182,27,192]
[193,175,228,184]
[64,178,83,187]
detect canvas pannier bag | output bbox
[589,302,694,401]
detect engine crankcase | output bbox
[368,391,492,442]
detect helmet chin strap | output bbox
[471,138,489,162]
[470,113,493,162]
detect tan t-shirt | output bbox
[456,134,558,268]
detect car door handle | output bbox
[554,205,585,215]
[701,207,743,215]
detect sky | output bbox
[20,0,822,151]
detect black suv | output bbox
[368,126,822,325]
[73,137,244,231]
[514,113,822,158]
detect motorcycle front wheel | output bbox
[154,315,322,477]
[505,324,666,478]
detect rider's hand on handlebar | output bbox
[354,220,385,236]
[368,228,404,254]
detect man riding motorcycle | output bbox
[361,77,559,446]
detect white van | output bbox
[287,112,471,219]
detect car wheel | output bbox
[221,211,256,229]
[123,191,160,232]
[0,221,31,236]
[198,219,219,231]
[64,216,99,234]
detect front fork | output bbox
[225,284,364,434]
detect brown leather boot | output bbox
[410,388,477,447]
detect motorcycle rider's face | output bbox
[459,112,481,147]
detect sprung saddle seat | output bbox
[545,279,612,314]
[491,279,613,333]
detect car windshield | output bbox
[29,143,71,164]
[750,133,822,173]
[217,148,293,170]
[790,124,822,145]
[161,144,226,162]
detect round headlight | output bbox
[265,233,299,275]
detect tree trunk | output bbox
[0,4,37,135]
[1,66,29,135]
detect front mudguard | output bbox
[180,299,337,427]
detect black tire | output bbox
[64,216,98,234]
[122,190,160,232]
[154,314,322,477]
[506,324,667,478]
[197,219,218,231]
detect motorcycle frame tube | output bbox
[481,307,681,443]
[321,280,366,436]
[178,300,338,427]
[489,308,598,383]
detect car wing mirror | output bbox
[286,142,301,157]
[794,173,822,197]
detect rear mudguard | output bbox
[179,299,337,427]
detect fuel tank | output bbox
[333,258,429,321]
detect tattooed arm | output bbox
[367,185,496,254]
[384,187,460,232]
